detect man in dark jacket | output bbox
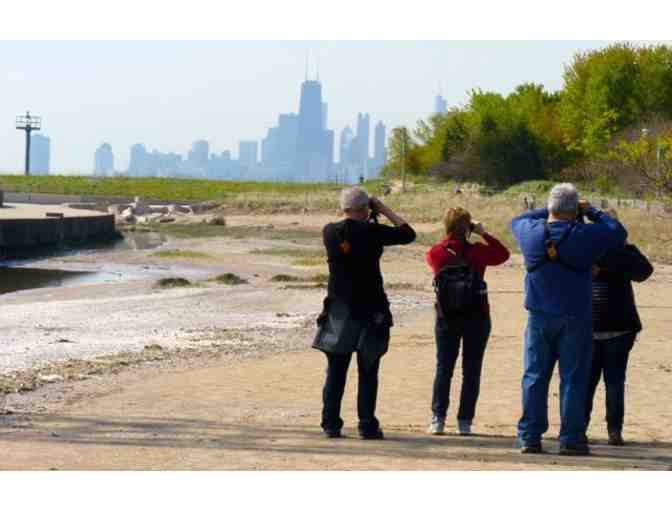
[586,211,653,446]
[313,187,416,439]
[511,183,627,455]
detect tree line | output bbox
[384,43,672,197]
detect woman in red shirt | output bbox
[426,207,510,435]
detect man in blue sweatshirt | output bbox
[511,183,626,455]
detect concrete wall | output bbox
[0,214,116,249]
[3,191,194,207]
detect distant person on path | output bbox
[313,187,416,439]
[426,207,510,435]
[586,209,653,446]
[511,183,626,455]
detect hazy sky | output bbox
[0,41,664,174]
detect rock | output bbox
[108,204,126,216]
[120,208,136,224]
[132,196,148,215]
[207,215,226,226]
[159,216,176,223]
[39,374,64,384]
[62,202,100,211]
[192,201,220,214]
[147,205,170,214]
[169,204,193,215]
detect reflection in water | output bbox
[114,231,167,251]
[0,268,120,295]
[0,232,168,295]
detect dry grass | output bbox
[152,249,212,259]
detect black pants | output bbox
[321,351,381,434]
[586,333,636,433]
[431,314,491,422]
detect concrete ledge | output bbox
[0,212,117,250]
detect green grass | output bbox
[149,223,319,242]
[270,273,328,283]
[211,273,248,285]
[154,277,193,289]
[0,175,342,202]
[252,247,322,258]
[152,249,212,259]
[292,256,325,266]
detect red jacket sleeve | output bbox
[467,233,510,268]
[426,244,451,275]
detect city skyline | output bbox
[111,74,387,183]
[0,41,663,174]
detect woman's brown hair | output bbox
[443,207,472,239]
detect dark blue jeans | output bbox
[585,333,636,433]
[431,314,491,422]
[517,311,593,446]
[321,351,381,434]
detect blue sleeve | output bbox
[511,208,548,243]
[581,207,628,258]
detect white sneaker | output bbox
[457,420,472,435]
[428,417,445,435]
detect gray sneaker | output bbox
[427,416,445,435]
[457,420,472,435]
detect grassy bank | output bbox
[3,175,670,263]
[0,175,341,202]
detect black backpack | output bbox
[433,246,483,317]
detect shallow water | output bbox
[0,267,123,295]
[0,232,168,295]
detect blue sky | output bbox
[0,41,665,173]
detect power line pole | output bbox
[16,111,42,176]
[401,128,407,193]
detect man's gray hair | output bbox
[547,183,579,215]
[340,186,369,211]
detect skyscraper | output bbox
[239,141,258,170]
[355,113,370,178]
[30,134,50,175]
[128,143,150,177]
[373,121,387,177]
[94,143,114,177]
[321,102,328,130]
[295,79,331,181]
[435,94,448,115]
[338,126,356,184]
[188,140,210,174]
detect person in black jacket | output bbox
[313,187,416,439]
[586,209,654,446]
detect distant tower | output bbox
[94,143,114,177]
[239,140,259,170]
[296,75,331,181]
[30,134,51,176]
[356,113,370,179]
[434,91,448,115]
[321,102,328,130]
[128,143,149,177]
[188,140,210,174]
[373,121,386,177]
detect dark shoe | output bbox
[359,428,385,440]
[558,443,590,456]
[324,429,342,439]
[608,430,625,446]
[520,443,543,454]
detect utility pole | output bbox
[401,128,407,193]
[16,111,42,176]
